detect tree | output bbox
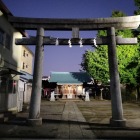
[134,0,140,38]
[111,10,126,17]
[117,29,138,86]
[81,48,109,84]
[134,0,140,15]
[81,29,109,84]
[81,11,139,86]
[133,0,140,99]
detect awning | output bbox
[20,70,33,80]
[0,67,25,76]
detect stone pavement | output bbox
[56,101,95,139]
[0,100,95,139]
[76,100,140,139]
[1,100,140,139]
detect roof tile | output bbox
[49,72,91,84]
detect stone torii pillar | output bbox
[28,27,44,126]
[107,27,125,127]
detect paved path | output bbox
[0,101,95,139]
[1,100,140,139]
[57,101,95,139]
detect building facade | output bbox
[0,1,34,112]
[20,46,33,74]
[19,45,34,105]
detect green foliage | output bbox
[134,0,140,15]
[81,10,139,86]
[81,30,109,84]
[133,0,140,84]
[111,11,126,17]
[116,29,138,85]
[81,47,109,84]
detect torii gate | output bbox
[9,15,140,127]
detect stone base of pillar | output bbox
[27,117,42,126]
[50,91,55,101]
[110,118,126,127]
[75,95,79,99]
[72,94,75,99]
[62,94,67,99]
[85,92,90,101]
[50,98,55,101]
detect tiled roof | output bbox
[49,72,91,84]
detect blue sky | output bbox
[3,0,136,76]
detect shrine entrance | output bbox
[9,15,140,127]
[57,84,82,99]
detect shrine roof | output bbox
[49,72,91,84]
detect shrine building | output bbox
[49,72,92,99]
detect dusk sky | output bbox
[3,0,136,76]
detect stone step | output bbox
[0,113,9,123]
[59,99,82,102]
[0,111,17,123]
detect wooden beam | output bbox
[15,36,137,46]
[9,15,140,30]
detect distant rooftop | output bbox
[49,72,91,84]
[42,76,50,81]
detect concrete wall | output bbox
[0,10,22,78]
[0,10,33,111]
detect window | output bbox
[23,50,26,57]
[0,77,7,93]
[22,62,25,69]
[0,29,4,45]
[5,34,11,50]
[26,65,28,68]
[0,29,11,50]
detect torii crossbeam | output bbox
[15,36,137,46]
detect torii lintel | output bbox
[8,15,140,30]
